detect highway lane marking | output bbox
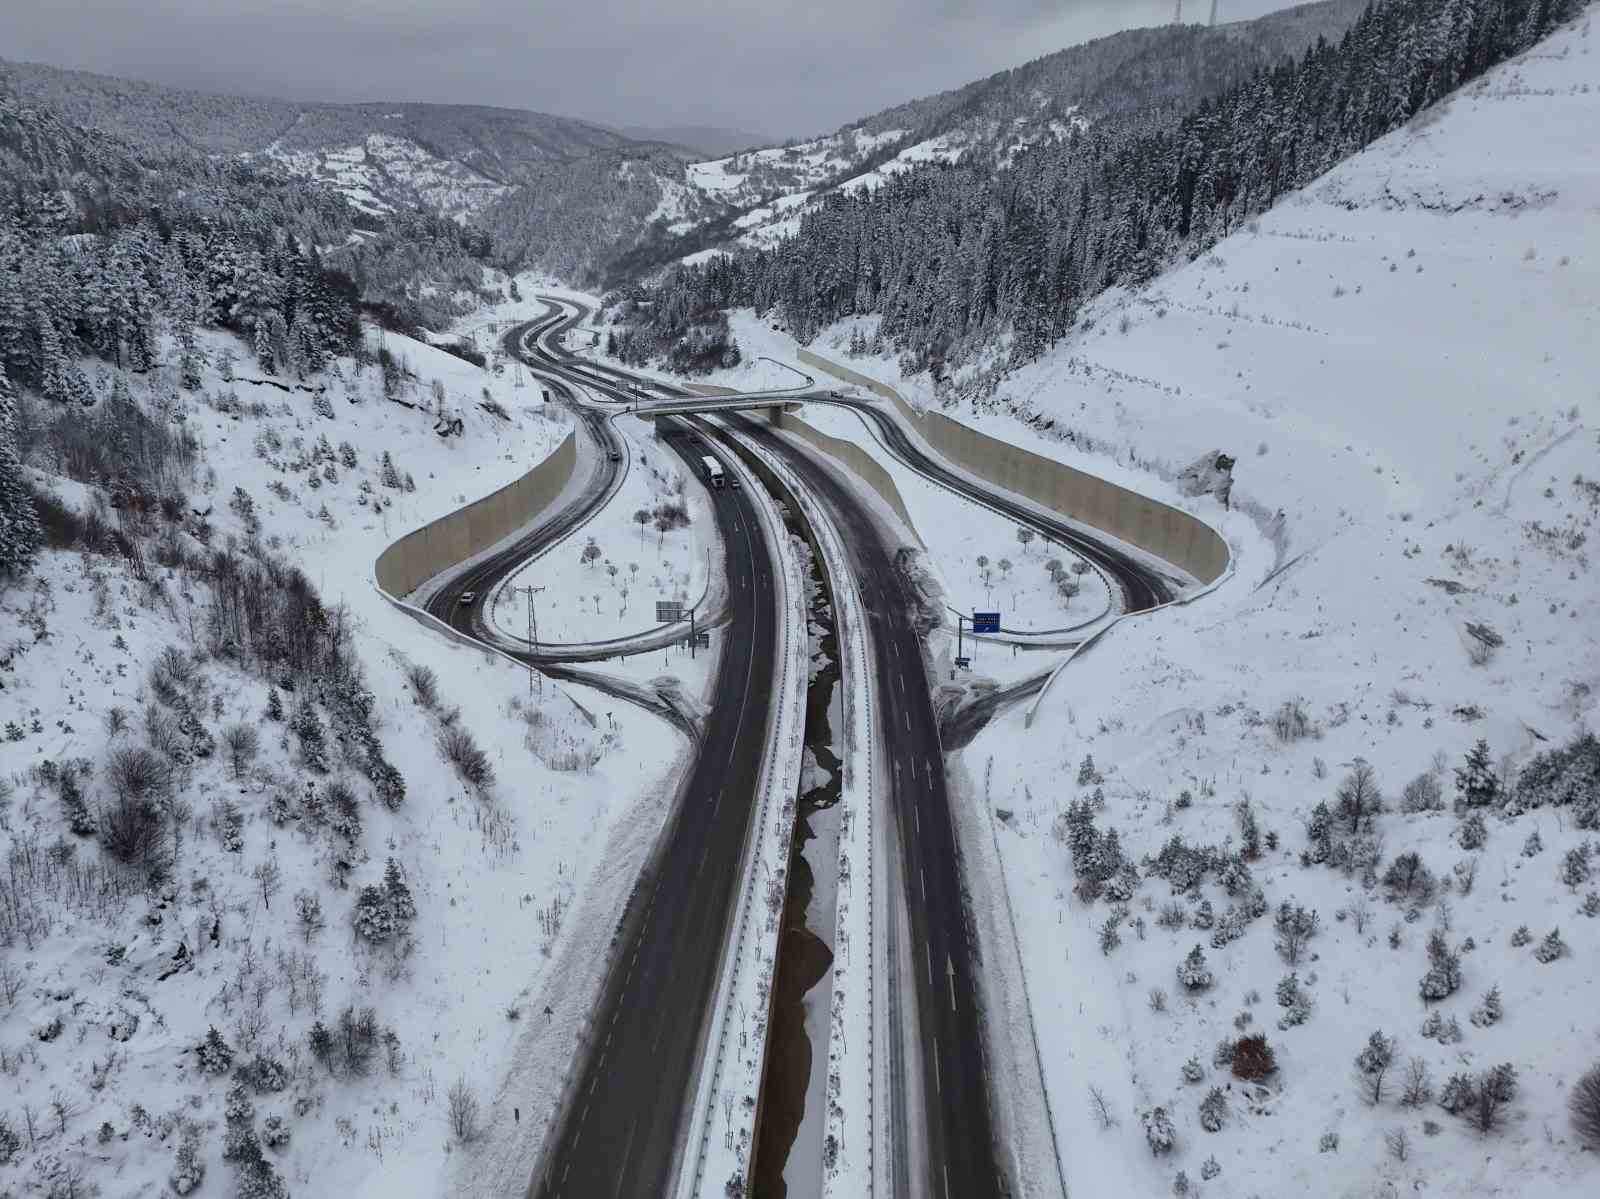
[920,867,926,901]
[934,1039,942,1095]
[614,1119,638,1199]
[909,758,917,782]
[926,944,933,988]
[903,711,910,733]
[944,1165,951,1199]
[914,806,921,835]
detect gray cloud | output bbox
[1,1,1306,140]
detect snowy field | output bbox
[2,315,689,1197]
[797,402,1112,635]
[488,414,714,647]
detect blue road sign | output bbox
[972,612,1001,634]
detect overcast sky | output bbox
[1,0,1308,140]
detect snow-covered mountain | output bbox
[0,58,702,279]
[626,0,1370,272]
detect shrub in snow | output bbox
[1468,1063,1519,1134]
[261,1114,290,1150]
[1510,924,1533,947]
[1199,1086,1228,1132]
[1157,901,1186,930]
[1231,1034,1277,1082]
[1534,928,1567,963]
[1522,829,1544,857]
[1192,899,1214,929]
[1213,1038,1236,1068]
[1276,974,1313,1029]
[308,1021,335,1071]
[1201,1155,1221,1181]
[1142,1106,1176,1155]
[1513,732,1600,817]
[1401,771,1445,814]
[1571,1062,1600,1150]
[1560,843,1593,891]
[1273,902,1320,964]
[1172,1170,1190,1196]
[290,701,329,774]
[1355,1030,1399,1104]
[1457,812,1488,850]
[1078,754,1102,787]
[1455,739,1500,810]
[353,885,397,943]
[198,1025,234,1074]
[1469,985,1502,1028]
[1177,944,1214,991]
[240,1054,289,1093]
[1420,930,1462,1001]
[1319,1131,1339,1153]
[225,1082,254,1123]
[1150,988,1169,1014]
[170,1129,205,1195]
[0,1116,19,1165]
[1583,892,1600,918]
[1182,1056,1204,1083]
[1383,851,1435,903]
[1439,1072,1477,1115]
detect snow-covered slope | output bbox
[938,15,1600,1199]
[0,309,699,1197]
[262,133,512,222]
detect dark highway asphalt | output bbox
[419,302,784,1197]
[728,412,1007,1199]
[524,420,779,1199]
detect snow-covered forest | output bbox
[621,0,1584,382]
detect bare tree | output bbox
[221,723,260,780]
[1336,759,1383,833]
[252,859,282,911]
[50,1088,78,1134]
[0,960,22,1006]
[1384,1127,1410,1161]
[295,890,325,944]
[447,1078,481,1142]
[1349,894,1373,935]
[1088,1085,1116,1130]
[1400,1057,1433,1108]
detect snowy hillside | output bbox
[262,134,512,223]
[0,314,699,1197]
[944,14,1600,1198]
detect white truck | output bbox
[700,455,725,489]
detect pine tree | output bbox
[0,367,42,579]
[1455,739,1500,809]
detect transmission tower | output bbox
[1210,0,1220,27]
[1174,0,1183,23]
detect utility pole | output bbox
[1210,0,1219,27]
[513,585,546,696]
[1174,0,1183,24]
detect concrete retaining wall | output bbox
[374,431,579,598]
[768,409,926,551]
[797,348,1229,584]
